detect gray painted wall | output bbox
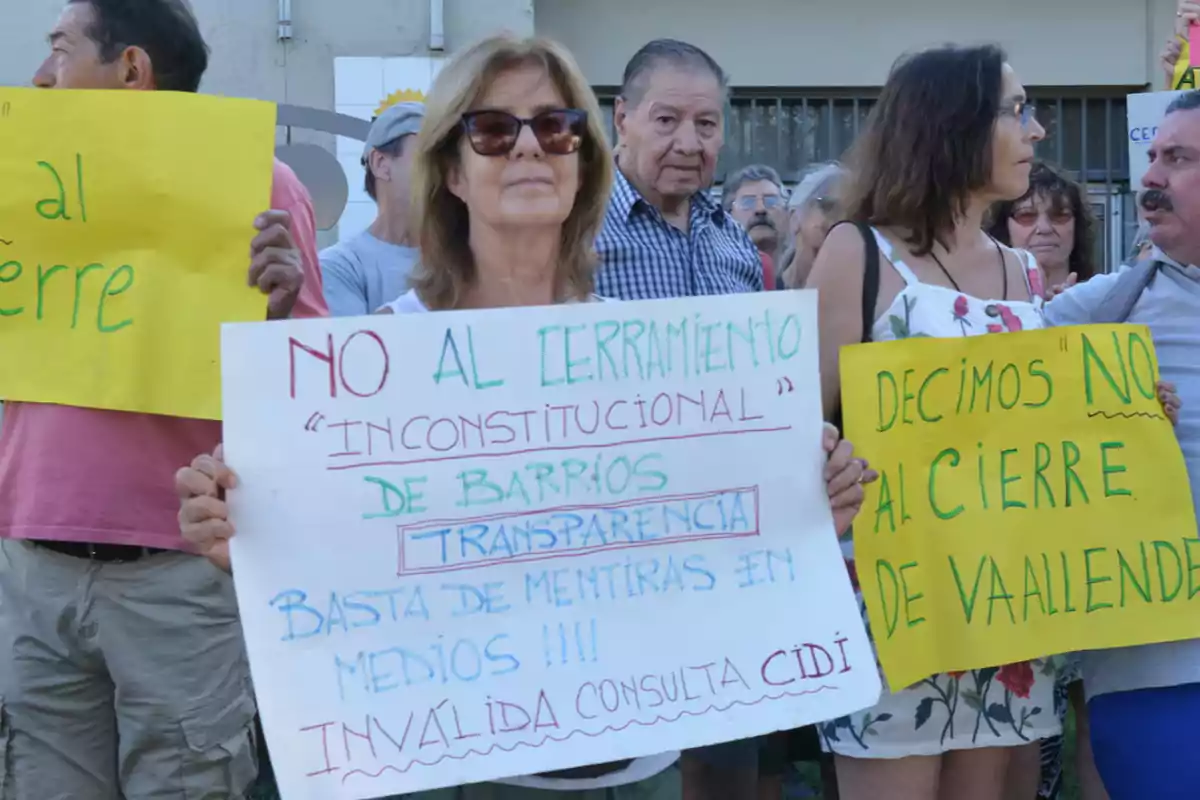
[535,0,1175,89]
[2,0,1177,97]
[3,0,534,101]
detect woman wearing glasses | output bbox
[176,32,871,800]
[807,45,1060,800]
[988,161,1098,294]
[778,162,846,289]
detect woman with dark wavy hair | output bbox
[987,161,1099,291]
[808,43,1060,800]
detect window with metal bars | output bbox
[596,88,1139,271]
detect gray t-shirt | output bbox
[318,230,419,317]
[1045,253,1200,698]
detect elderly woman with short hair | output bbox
[173,32,872,800]
[778,162,845,289]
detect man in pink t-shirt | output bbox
[0,2,329,798]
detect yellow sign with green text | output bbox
[840,325,1200,691]
[0,88,276,420]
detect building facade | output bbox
[1,0,1182,267]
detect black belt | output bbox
[32,540,166,563]
[535,759,635,780]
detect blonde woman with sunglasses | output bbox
[174,32,871,800]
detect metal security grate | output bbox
[596,88,1138,270]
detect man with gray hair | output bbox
[595,38,762,300]
[722,164,787,261]
[594,38,768,800]
[1043,89,1200,799]
[722,164,787,288]
[319,101,424,316]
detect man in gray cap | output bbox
[319,101,424,316]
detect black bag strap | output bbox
[854,221,881,343]
[826,220,881,342]
[828,220,881,431]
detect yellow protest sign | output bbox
[0,87,276,420]
[840,325,1200,691]
[1173,38,1196,91]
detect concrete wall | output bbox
[535,0,1178,89]
[3,0,1179,96]
[2,0,535,104]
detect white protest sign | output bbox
[1128,90,1184,189]
[221,291,880,799]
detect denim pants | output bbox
[1089,682,1200,800]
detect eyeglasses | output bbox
[1002,100,1037,130]
[459,108,587,157]
[733,194,784,211]
[1011,207,1074,226]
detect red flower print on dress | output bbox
[996,304,1023,332]
[951,295,972,335]
[996,661,1035,699]
[983,303,1023,334]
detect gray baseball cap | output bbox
[362,101,425,160]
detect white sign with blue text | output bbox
[221,291,880,799]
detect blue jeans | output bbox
[1088,682,1200,800]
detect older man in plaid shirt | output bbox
[596,39,763,302]
[594,36,773,800]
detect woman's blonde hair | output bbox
[408,33,614,310]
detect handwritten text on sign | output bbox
[0,87,276,419]
[221,292,880,798]
[840,325,1200,691]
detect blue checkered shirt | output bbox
[594,168,764,299]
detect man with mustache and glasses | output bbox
[722,164,789,289]
[1041,91,1200,800]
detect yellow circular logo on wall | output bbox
[375,88,427,116]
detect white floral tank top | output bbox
[842,228,1047,572]
[819,228,1060,760]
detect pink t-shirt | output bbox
[0,159,329,551]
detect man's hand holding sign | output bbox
[840,325,1198,690]
[251,209,306,321]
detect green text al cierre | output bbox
[1,153,135,333]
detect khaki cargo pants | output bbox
[0,540,258,799]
